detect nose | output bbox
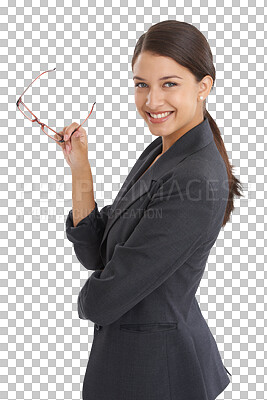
[145,89,165,110]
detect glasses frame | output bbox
[16,67,96,143]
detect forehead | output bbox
[133,52,190,78]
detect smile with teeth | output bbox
[147,111,173,119]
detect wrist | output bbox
[71,162,91,176]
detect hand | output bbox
[54,123,90,171]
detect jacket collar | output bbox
[100,116,214,257]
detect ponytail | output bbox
[205,110,244,227]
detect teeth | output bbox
[149,111,172,119]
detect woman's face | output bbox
[133,51,211,142]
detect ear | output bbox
[198,75,213,99]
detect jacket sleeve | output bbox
[65,201,111,270]
[77,176,215,325]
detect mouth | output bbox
[145,111,174,124]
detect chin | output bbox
[149,132,163,138]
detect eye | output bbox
[135,82,178,88]
[135,82,147,88]
[164,82,177,88]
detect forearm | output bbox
[71,164,95,227]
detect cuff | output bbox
[65,201,100,245]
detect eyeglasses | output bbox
[16,68,96,143]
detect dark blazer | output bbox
[66,116,232,400]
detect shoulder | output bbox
[155,155,212,192]
[151,169,214,210]
[160,147,228,200]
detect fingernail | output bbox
[64,135,68,141]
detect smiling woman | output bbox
[133,51,213,149]
[131,20,243,227]
[66,19,243,400]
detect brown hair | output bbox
[131,20,244,227]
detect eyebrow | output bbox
[133,75,183,81]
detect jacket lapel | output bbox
[100,116,214,256]
[109,142,161,214]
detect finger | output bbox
[54,133,64,146]
[55,127,68,144]
[62,145,68,157]
[65,140,71,151]
[62,126,69,137]
[62,141,71,156]
[64,122,81,142]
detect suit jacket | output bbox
[66,116,232,400]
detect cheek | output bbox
[180,88,196,102]
[134,94,144,111]
[134,92,141,104]
[174,91,194,109]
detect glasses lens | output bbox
[42,125,51,136]
[18,102,35,121]
[41,124,60,141]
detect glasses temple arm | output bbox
[69,101,96,137]
[18,68,56,101]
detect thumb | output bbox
[71,130,82,139]
[64,129,80,141]
[69,130,87,146]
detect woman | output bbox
[55,20,243,400]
